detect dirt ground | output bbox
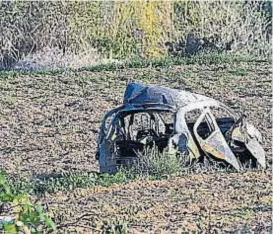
[0,59,272,233]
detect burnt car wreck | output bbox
[96,82,266,173]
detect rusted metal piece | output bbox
[96,82,266,173]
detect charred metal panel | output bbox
[246,138,266,168]
[193,108,240,170]
[96,82,266,173]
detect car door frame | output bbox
[193,107,240,170]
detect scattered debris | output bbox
[96,82,266,173]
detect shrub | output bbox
[0,171,56,233]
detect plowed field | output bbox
[0,57,271,233]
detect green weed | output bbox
[128,146,183,179]
[0,171,56,233]
[230,208,252,219]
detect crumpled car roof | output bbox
[123,82,214,110]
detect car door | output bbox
[193,108,240,170]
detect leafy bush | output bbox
[0,171,56,233]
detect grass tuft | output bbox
[127,146,183,179]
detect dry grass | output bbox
[128,146,183,178]
[173,1,272,57]
[0,1,271,69]
[13,46,119,70]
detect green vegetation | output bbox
[0,171,56,233]
[0,53,270,79]
[5,149,184,195]
[6,171,123,195]
[128,146,183,178]
[1,148,242,198]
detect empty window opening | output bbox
[114,110,174,158]
[210,106,235,135]
[196,114,215,140]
